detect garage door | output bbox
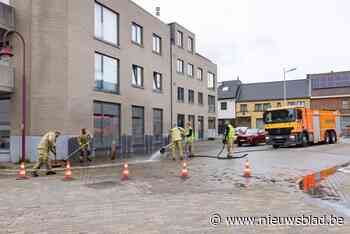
[341,116,350,136]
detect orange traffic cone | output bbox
[243,160,252,178]
[122,161,129,180]
[62,160,74,181]
[180,161,189,178]
[17,162,28,180]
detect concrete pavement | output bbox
[1,141,350,233]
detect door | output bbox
[313,114,321,142]
[198,116,204,140]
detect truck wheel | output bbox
[325,132,331,144]
[330,131,337,144]
[273,144,280,149]
[301,133,308,147]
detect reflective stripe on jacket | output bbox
[226,124,235,140]
[170,127,182,142]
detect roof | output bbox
[237,79,310,102]
[218,80,242,100]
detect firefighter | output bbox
[185,122,195,158]
[31,131,61,177]
[223,122,235,158]
[78,128,92,163]
[170,124,185,161]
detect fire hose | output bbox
[159,141,248,160]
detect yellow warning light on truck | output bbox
[263,106,340,148]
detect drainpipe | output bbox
[170,38,174,126]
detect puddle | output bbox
[85,181,120,189]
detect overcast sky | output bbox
[133,0,350,83]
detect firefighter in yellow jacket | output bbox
[224,122,235,158]
[31,131,61,177]
[78,128,92,163]
[170,124,185,161]
[185,122,195,158]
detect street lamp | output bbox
[0,30,26,163]
[283,67,297,105]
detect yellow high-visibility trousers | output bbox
[227,138,234,156]
[171,140,183,160]
[33,148,52,172]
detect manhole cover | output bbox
[86,181,119,189]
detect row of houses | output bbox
[218,71,350,136]
[0,0,217,162]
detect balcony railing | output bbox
[0,2,15,31]
[0,64,14,93]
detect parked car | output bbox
[235,127,248,135]
[237,128,266,146]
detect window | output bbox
[153,72,162,92]
[188,89,195,104]
[288,101,305,107]
[198,92,204,105]
[263,103,272,111]
[255,104,263,112]
[177,59,184,73]
[95,53,119,93]
[208,117,216,130]
[342,100,350,110]
[95,2,118,45]
[132,106,145,145]
[240,104,248,112]
[132,23,143,45]
[152,34,162,54]
[208,72,215,89]
[177,87,185,102]
[221,102,227,110]
[187,63,194,77]
[208,95,216,113]
[93,101,121,150]
[188,115,195,133]
[132,65,144,87]
[177,114,185,128]
[311,75,350,89]
[188,37,194,52]
[197,68,203,80]
[176,30,183,47]
[153,109,163,143]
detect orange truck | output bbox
[263,106,340,148]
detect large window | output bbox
[95,2,118,45]
[93,102,121,150]
[153,72,162,92]
[208,72,215,89]
[208,95,216,113]
[176,30,183,47]
[188,89,195,104]
[152,34,162,54]
[197,68,203,81]
[132,106,145,145]
[132,22,143,45]
[0,99,10,152]
[240,104,248,112]
[153,108,163,143]
[187,63,194,77]
[188,37,194,52]
[95,53,119,93]
[177,114,185,128]
[342,100,350,110]
[177,59,184,73]
[198,92,204,105]
[132,65,144,87]
[177,87,185,102]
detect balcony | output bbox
[0,2,15,31]
[0,64,14,94]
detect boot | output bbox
[46,171,57,175]
[31,171,39,177]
